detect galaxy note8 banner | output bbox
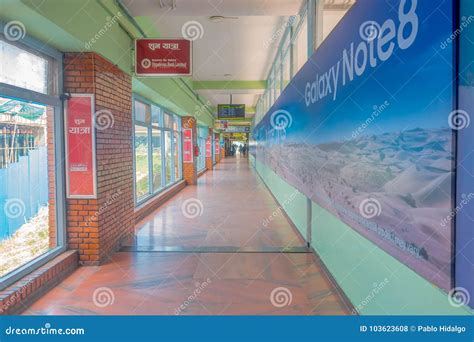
[254,0,455,290]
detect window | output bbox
[133,98,183,204]
[0,37,65,289]
[197,126,208,171]
[151,129,162,192]
[134,125,149,200]
[164,130,172,186]
[0,40,49,94]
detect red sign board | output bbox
[65,94,97,198]
[135,38,192,76]
[205,136,212,158]
[215,135,220,156]
[183,128,193,163]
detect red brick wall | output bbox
[46,107,57,248]
[63,52,134,265]
[182,116,197,185]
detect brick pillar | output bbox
[182,116,197,185]
[206,128,213,170]
[63,52,134,265]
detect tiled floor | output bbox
[130,156,306,248]
[25,157,351,315]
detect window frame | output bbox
[132,95,183,206]
[0,23,66,290]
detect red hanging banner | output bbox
[205,136,212,158]
[135,38,192,76]
[183,128,193,163]
[65,94,97,198]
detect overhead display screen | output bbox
[218,104,245,119]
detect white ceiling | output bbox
[123,0,353,115]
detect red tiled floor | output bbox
[25,157,350,315]
[131,156,305,248]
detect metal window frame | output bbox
[0,24,66,290]
[132,94,184,207]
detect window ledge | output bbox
[0,250,79,315]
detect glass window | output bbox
[163,113,173,129]
[0,97,57,278]
[151,106,161,126]
[151,129,162,192]
[174,131,181,180]
[0,40,49,94]
[294,16,308,74]
[282,51,291,91]
[134,101,150,123]
[0,37,64,289]
[134,125,149,199]
[133,98,183,204]
[164,131,172,185]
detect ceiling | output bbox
[122,0,354,118]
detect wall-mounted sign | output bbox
[214,120,228,130]
[183,128,193,163]
[224,125,250,133]
[135,38,192,76]
[214,135,221,156]
[65,94,97,199]
[205,136,212,158]
[218,104,245,119]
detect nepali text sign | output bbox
[65,94,97,198]
[135,39,192,76]
[183,128,193,163]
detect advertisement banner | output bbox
[254,0,455,290]
[183,128,193,163]
[135,38,192,76]
[205,136,212,158]
[65,94,97,199]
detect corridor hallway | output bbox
[129,156,306,249]
[26,157,351,315]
